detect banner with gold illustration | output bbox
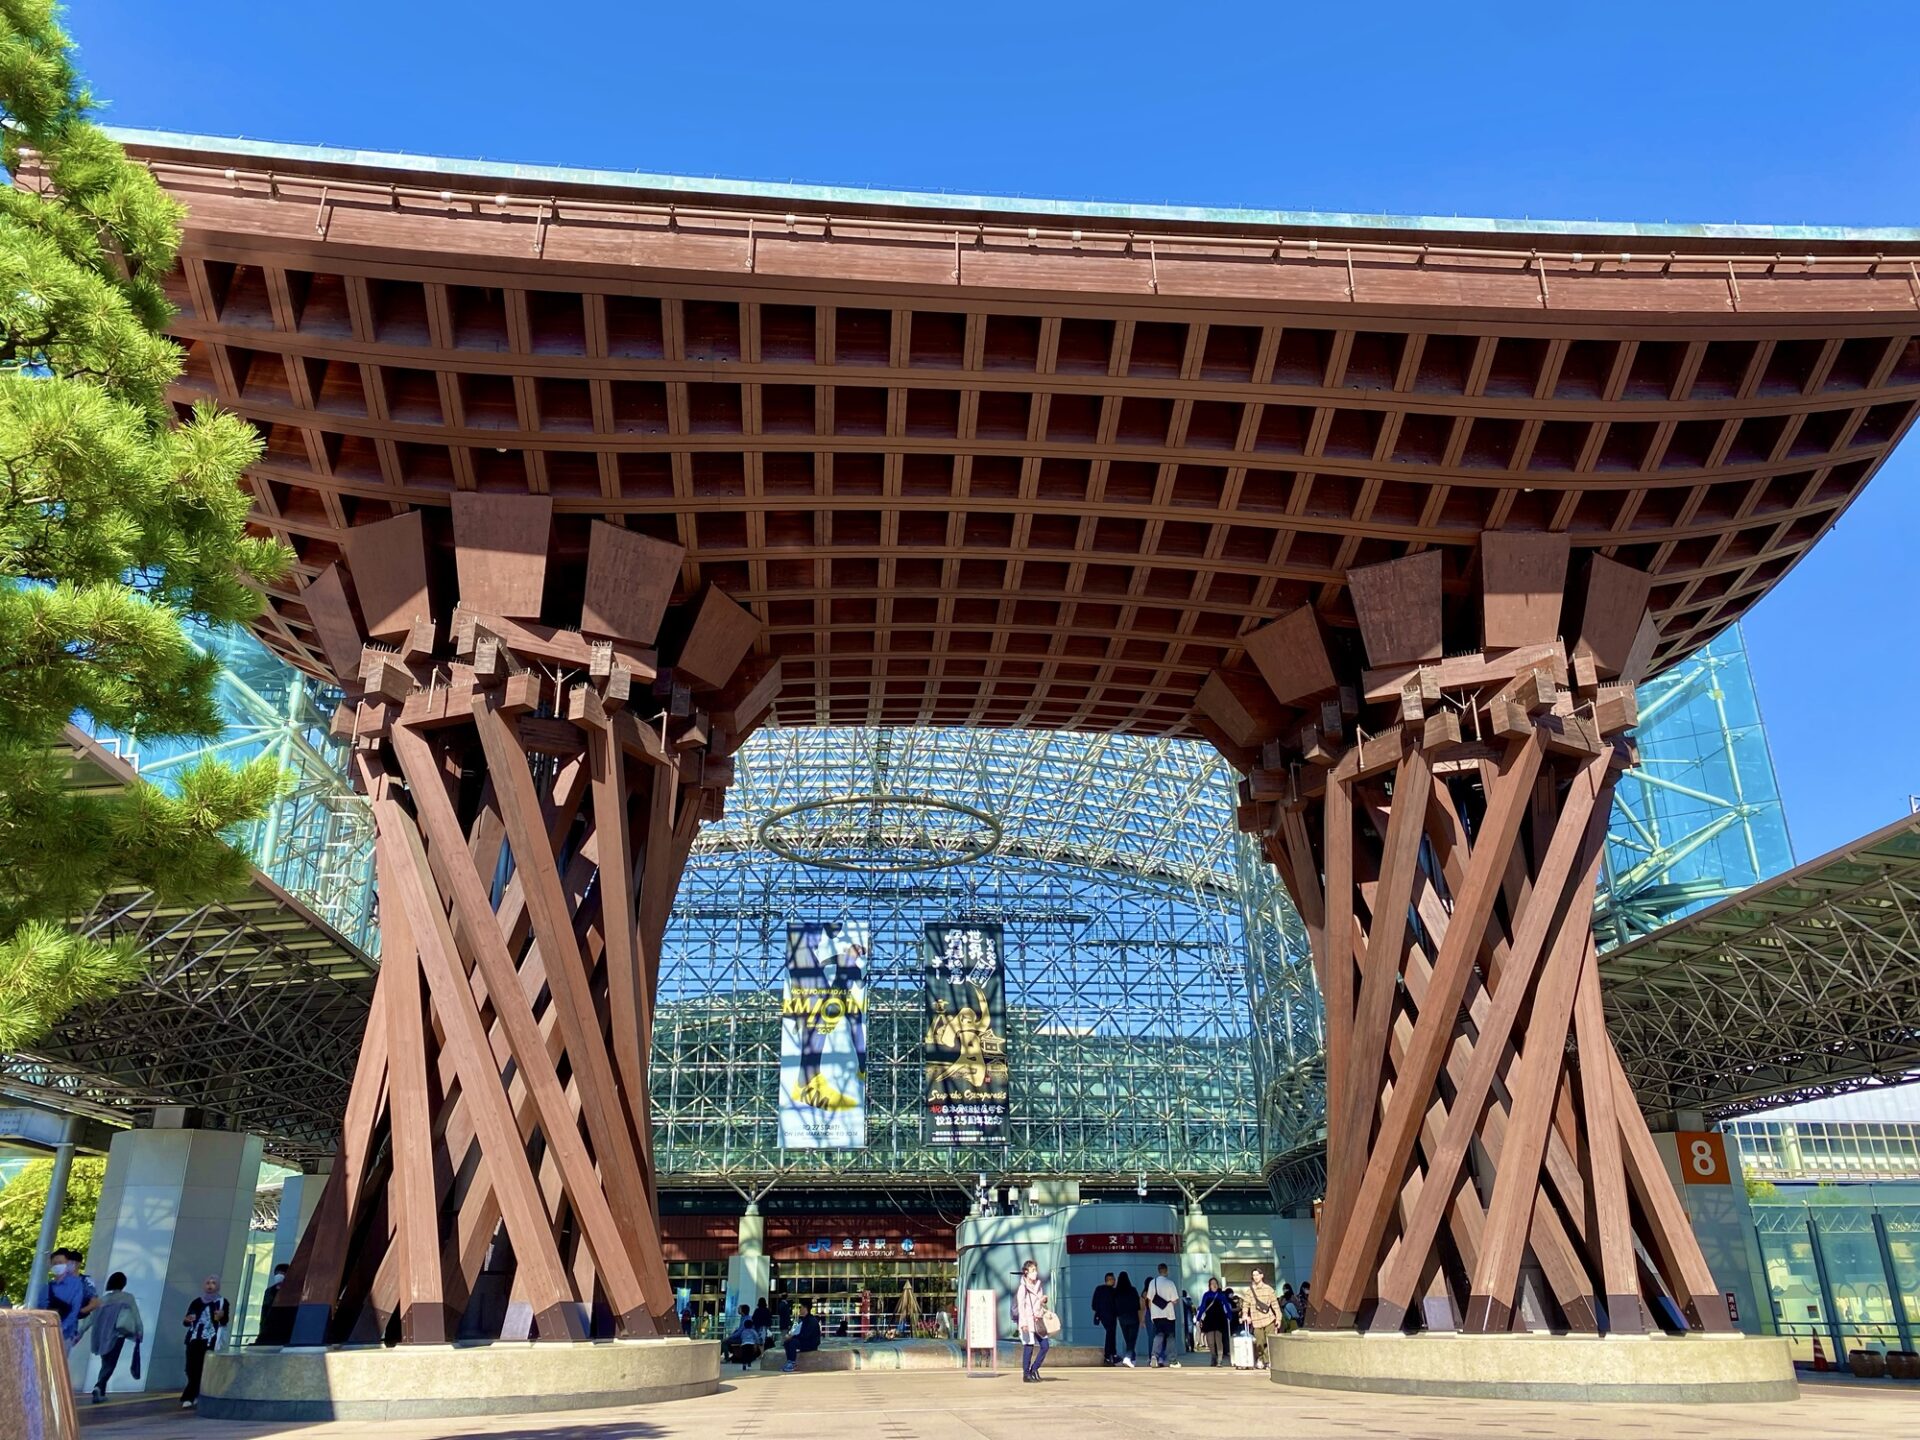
[779,923,869,1149]
[923,923,1009,1145]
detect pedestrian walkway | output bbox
[85,1364,1917,1440]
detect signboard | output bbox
[1065,1232,1182,1255]
[1676,1130,1731,1185]
[779,922,869,1149]
[802,1235,917,1255]
[923,923,1009,1145]
[965,1288,1000,1348]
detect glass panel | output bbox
[775,1258,957,1336]
[666,1260,730,1336]
[1812,1205,1903,1357]
[1880,1206,1920,1329]
[1753,1206,1829,1365]
[1596,625,1795,948]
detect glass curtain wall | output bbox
[1595,624,1794,947]
[652,727,1274,1185]
[74,623,376,949]
[1751,1189,1920,1365]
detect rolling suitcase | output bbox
[1231,1330,1256,1369]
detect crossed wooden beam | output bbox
[1193,532,1733,1336]
[260,496,777,1344]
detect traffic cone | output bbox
[1811,1335,1829,1372]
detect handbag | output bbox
[1039,1306,1063,1338]
[130,1340,142,1380]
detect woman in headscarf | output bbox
[1014,1259,1052,1382]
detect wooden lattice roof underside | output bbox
[114,135,1920,737]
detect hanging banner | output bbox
[923,923,1010,1145]
[779,922,869,1148]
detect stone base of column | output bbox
[198,1338,720,1421]
[1267,1331,1796,1404]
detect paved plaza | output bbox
[75,1367,1920,1440]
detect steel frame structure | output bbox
[654,725,1269,1185]
[1602,812,1920,1120]
[76,624,376,951]
[4,728,376,1166]
[1595,624,1792,948]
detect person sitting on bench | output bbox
[781,1300,822,1373]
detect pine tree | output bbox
[0,1,294,1050]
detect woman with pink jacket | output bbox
[1014,1260,1052,1382]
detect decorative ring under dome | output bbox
[754,793,1005,873]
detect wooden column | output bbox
[1197,531,1733,1337]
[263,502,776,1343]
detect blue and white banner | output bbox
[779,922,869,1148]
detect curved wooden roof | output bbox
[111,132,1920,736]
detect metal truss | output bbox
[17,878,373,1164]
[657,726,1276,1185]
[1602,812,1920,1120]
[7,729,376,1165]
[713,727,1242,897]
[1233,825,1325,1191]
[76,624,376,951]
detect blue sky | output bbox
[73,1,1920,859]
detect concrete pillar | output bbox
[82,1125,263,1394]
[1271,1214,1317,1294]
[1650,1120,1769,1336]
[724,1205,770,1325]
[1180,1203,1216,1307]
[269,1167,328,1273]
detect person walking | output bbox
[752,1296,772,1334]
[180,1275,230,1408]
[1196,1278,1231,1366]
[36,1248,99,1350]
[82,1272,143,1404]
[1092,1271,1116,1365]
[1112,1270,1140,1367]
[1142,1263,1181,1368]
[1245,1269,1281,1366]
[1281,1286,1303,1333]
[1181,1288,1196,1353]
[780,1299,821,1372]
[1014,1259,1052,1383]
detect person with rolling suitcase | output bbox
[1245,1268,1281,1367]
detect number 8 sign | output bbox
[1676,1131,1730,1185]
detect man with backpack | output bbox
[1141,1262,1182,1368]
